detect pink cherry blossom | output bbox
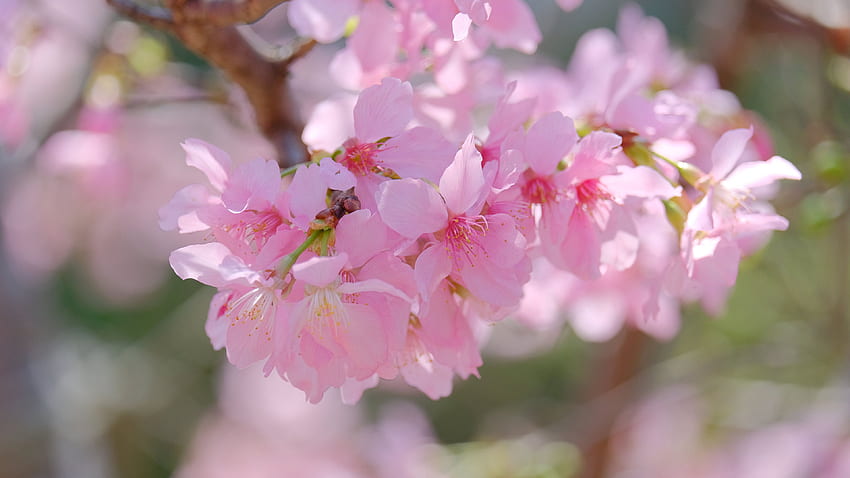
[378,134,530,309]
[676,128,801,314]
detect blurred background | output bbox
[1,0,849,477]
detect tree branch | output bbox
[106,0,309,166]
[179,0,290,25]
[281,37,317,69]
[577,329,647,478]
[105,0,174,29]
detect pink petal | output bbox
[451,12,473,41]
[735,212,790,233]
[600,165,681,200]
[458,256,524,307]
[377,178,448,238]
[288,163,331,228]
[302,93,357,152]
[206,290,231,350]
[419,285,482,377]
[685,189,716,233]
[317,157,357,191]
[566,131,621,184]
[524,112,577,175]
[181,138,232,192]
[560,208,602,279]
[380,126,456,182]
[599,207,639,272]
[337,278,412,302]
[340,375,379,404]
[401,358,454,400]
[158,184,214,233]
[349,1,399,77]
[485,148,524,192]
[539,201,574,265]
[335,209,388,268]
[487,81,536,145]
[221,158,281,213]
[338,303,387,379]
[169,242,235,287]
[292,253,348,287]
[723,155,801,191]
[710,127,753,180]
[439,134,486,215]
[354,77,413,142]
[287,0,359,43]
[225,317,275,368]
[478,213,526,267]
[482,0,541,54]
[415,244,452,300]
[421,0,457,37]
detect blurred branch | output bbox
[282,37,317,68]
[106,0,308,166]
[577,329,647,478]
[177,0,290,25]
[123,93,227,108]
[759,0,850,55]
[709,0,850,89]
[105,0,175,29]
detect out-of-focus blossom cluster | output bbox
[176,365,441,478]
[0,0,273,303]
[610,384,850,477]
[177,364,579,478]
[162,4,800,402]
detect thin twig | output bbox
[179,0,289,25]
[105,0,174,29]
[105,0,310,166]
[577,329,647,478]
[281,38,317,69]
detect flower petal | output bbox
[710,127,753,180]
[415,244,452,301]
[292,253,348,287]
[377,178,447,238]
[181,138,232,192]
[439,134,486,215]
[723,155,801,191]
[525,112,578,175]
[170,242,241,287]
[353,77,413,143]
[222,158,281,213]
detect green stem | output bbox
[648,149,677,167]
[649,148,706,186]
[280,162,304,178]
[276,229,323,277]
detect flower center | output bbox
[225,208,285,254]
[478,143,500,164]
[521,176,558,204]
[445,215,488,266]
[340,138,380,176]
[576,179,613,208]
[575,179,614,222]
[227,286,277,340]
[303,283,348,340]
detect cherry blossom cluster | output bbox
[161,4,800,402]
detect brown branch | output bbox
[173,22,307,165]
[105,0,174,29]
[577,329,648,478]
[106,0,309,166]
[179,0,290,25]
[282,38,317,69]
